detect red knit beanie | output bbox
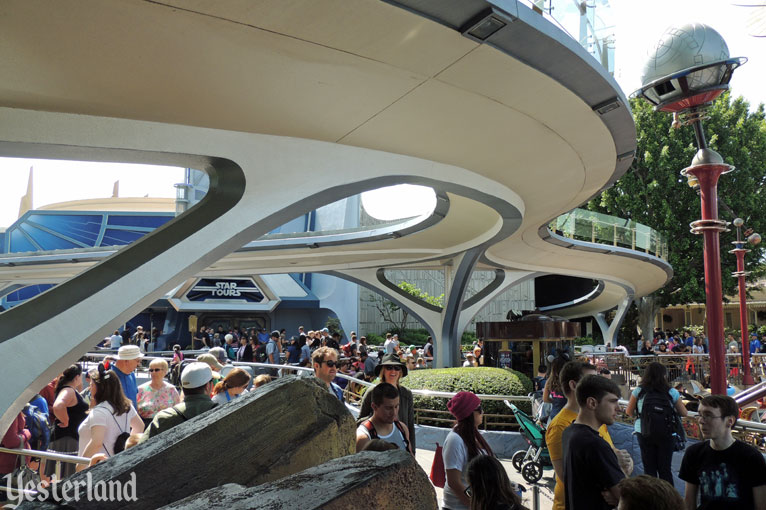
[447,391,481,421]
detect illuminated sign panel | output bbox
[186,278,265,303]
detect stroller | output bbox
[505,400,552,483]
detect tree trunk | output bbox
[636,295,660,342]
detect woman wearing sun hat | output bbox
[442,391,494,510]
[359,353,416,452]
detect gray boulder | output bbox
[159,449,438,509]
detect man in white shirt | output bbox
[355,383,412,453]
[383,333,394,354]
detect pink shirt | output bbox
[136,381,180,419]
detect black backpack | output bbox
[639,388,685,450]
[255,343,267,363]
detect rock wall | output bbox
[160,449,438,510]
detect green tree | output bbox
[589,94,766,339]
[367,281,444,331]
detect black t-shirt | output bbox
[562,423,624,510]
[679,439,766,510]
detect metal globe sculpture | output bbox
[633,23,746,112]
[633,23,747,394]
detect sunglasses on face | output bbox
[148,368,164,373]
[320,360,338,367]
[383,365,403,372]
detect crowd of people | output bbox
[641,328,766,356]
[535,357,766,510]
[5,323,766,510]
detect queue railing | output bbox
[0,447,89,495]
[576,352,766,389]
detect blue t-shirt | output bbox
[751,339,762,354]
[287,345,300,364]
[631,386,680,433]
[110,366,138,408]
[330,382,344,402]
[266,340,280,364]
[299,344,311,363]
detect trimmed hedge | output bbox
[399,367,533,427]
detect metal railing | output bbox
[550,208,669,260]
[0,447,89,494]
[578,352,766,389]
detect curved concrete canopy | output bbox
[0,0,667,431]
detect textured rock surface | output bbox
[159,450,438,510]
[19,377,355,509]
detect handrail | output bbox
[0,446,88,464]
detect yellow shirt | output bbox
[545,407,614,510]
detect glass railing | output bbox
[518,0,615,74]
[549,208,669,260]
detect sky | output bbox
[1,0,764,228]
[610,0,766,109]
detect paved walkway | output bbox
[414,446,555,510]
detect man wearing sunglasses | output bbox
[679,395,766,510]
[312,347,344,402]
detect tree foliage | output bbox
[367,281,444,331]
[588,93,766,308]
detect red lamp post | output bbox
[681,146,731,395]
[633,23,746,394]
[730,218,761,386]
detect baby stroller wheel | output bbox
[511,450,527,472]
[521,461,543,484]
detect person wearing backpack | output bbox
[77,363,144,471]
[355,383,412,454]
[625,361,688,484]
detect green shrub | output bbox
[399,328,430,346]
[399,367,533,429]
[461,331,478,345]
[574,336,597,346]
[365,333,385,345]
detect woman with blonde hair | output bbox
[253,374,272,388]
[77,363,143,471]
[211,367,251,404]
[136,358,180,426]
